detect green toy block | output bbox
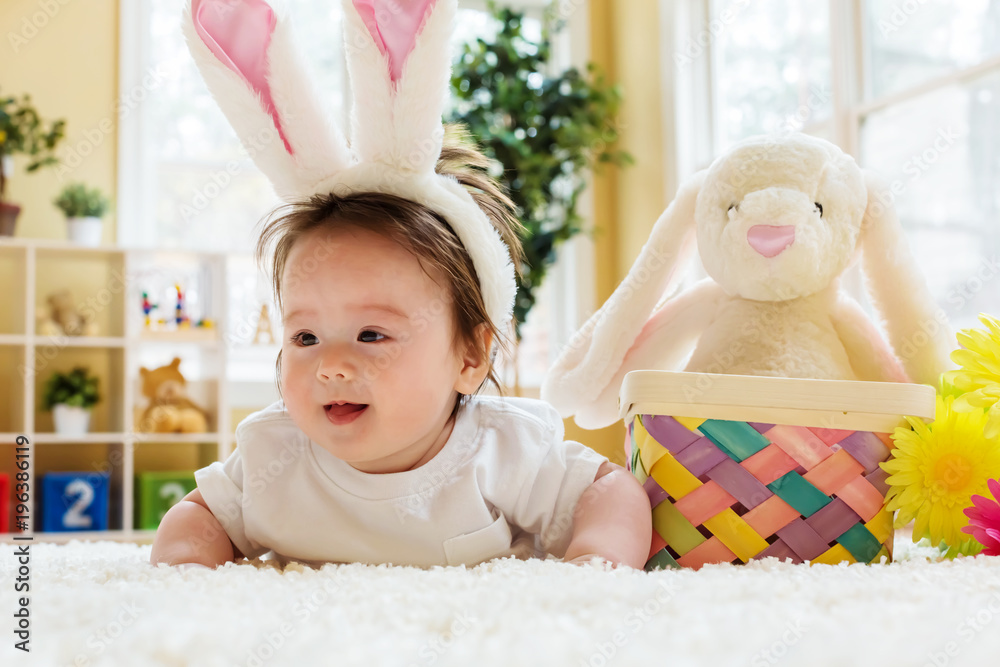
[135,471,197,530]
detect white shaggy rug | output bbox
[2,537,1000,667]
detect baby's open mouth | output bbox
[324,402,368,423]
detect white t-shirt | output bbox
[194,395,608,567]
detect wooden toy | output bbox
[134,471,196,530]
[620,371,936,569]
[41,471,111,532]
[253,303,275,344]
[0,473,9,533]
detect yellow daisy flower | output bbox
[882,395,1000,554]
[944,313,1000,439]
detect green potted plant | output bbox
[54,183,110,247]
[43,366,101,436]
[448,3,632,337]
[0,90,66,236]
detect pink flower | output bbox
[963,478,1000,556]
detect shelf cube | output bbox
[0,473,9,533]
[135,471,197,530]
[42,472,111,532]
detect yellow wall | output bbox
[575,0,667,465]
[0,0,118,243]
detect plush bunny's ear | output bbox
[542,171,707,418]
[859,171,954,385]
[342,0,451,171]
[184,0,352,199]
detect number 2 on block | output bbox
[63,479,95,529]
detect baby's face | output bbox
[279,226,474,473]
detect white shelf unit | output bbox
[0,237,278,543]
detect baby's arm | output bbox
[563,461,651,568]
[150,488,244,568]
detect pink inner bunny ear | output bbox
[192,0,294,154]
[353,0,439,82]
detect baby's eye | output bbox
[290,332,319,346]
[358,330,386,343]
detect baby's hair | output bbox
[255,124,525,399]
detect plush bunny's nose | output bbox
[747,225,795,257]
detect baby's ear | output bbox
[454,324,493,395]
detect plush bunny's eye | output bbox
[814,202,823,217]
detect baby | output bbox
[150,131,652,569]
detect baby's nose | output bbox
[316,345,357,381]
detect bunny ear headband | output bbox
[183,0,516,330]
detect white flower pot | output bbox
[52,404,91,436]
[67,216,103,247]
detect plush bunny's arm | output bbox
[572,279,724,430]
[542,172,706,420]
[830,294,909,383]
[859,172,954,385]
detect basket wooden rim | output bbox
[619,371,936,432]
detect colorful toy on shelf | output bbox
[141,283,215,335]
[543,133,955,430]
[0,473,9,533]
[253,303,275,345]
[174,283,188,327]
[136,357,209,434]
[41,471,110,532]
[37,289,99,337]
[141,291,158,327]
[134,471,196,530]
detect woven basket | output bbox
[620,371,935,570]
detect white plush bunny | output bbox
[183,0,515,330]
[542,133,955,429]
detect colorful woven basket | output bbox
[620,371,936,570]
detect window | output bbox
[666,0,1000,332]
[119,0,586,388]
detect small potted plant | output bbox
[43,366,101,436]
[0,90,66,236]
[53,183,110,246]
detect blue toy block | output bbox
[42,472,111,532]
